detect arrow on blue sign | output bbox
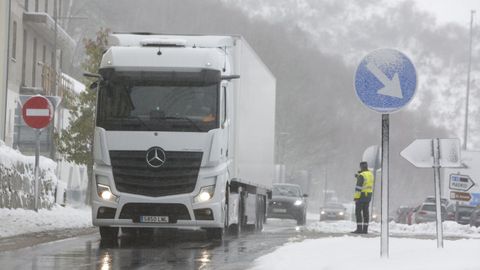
[355,48,417,113]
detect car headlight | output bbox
[193,185,215,203]
[294,200,303,206]
[97,184,119,202]
[339,212,344,216]
[320,210,325,215]
[372,214,377,219]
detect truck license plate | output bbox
[273,208,287,213]
[139,215,169,223]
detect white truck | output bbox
[90,33,276,241]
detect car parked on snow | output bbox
[394,206,414,224]
[267,183,308,225]
[413,203,447,224]
[319,203,346,221]
[455,205,476,225]
[469,206,480,227]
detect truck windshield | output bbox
[96,70,220,132]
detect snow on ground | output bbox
[307,220,480,238]
[250,236,480,270]
[0,205,92,238]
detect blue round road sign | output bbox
[354,48,417,113]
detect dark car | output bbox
[469,206,480,227]
[456,205,476,225]
[320,203,346,221]
[267,183,308,225]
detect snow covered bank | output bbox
[0,205,92,238]
[250,236,480,270]
[307,220,480,238]
[0,140,57,209]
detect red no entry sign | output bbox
[22,95,53,129]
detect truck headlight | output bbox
[193,185,215,203]
[294,200,303,206]
[97,184,118,202]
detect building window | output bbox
[42,45,46,63]
[32,38,37,87]
[35,0,39,12]
[45,0,49,13]
[11,21,17,59]
[21,30,27,86]
[24,0,29,11]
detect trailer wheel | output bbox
[256,195,265,231]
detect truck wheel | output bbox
[121,227,138,236]
[297,213,306,226]
[205,228,224,240]
[228,190,244,236]
[99,227,119,242]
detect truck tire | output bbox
[297,213,306,226]
[205,228,224,240]
[121,227,138,236]
[256,195,265,231]
[228,189,244,236]
[99,226,119,242]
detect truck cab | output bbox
[91,34,275,241]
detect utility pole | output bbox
[463,10,475,150]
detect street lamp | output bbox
[463,10,476,150]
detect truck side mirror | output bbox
[83,72,103,91]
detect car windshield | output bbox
[421,205,446,212]
[96,69,220,132]
[273,185,301,197]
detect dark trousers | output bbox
[355,201,370,225]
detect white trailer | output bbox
[90,33,276,241]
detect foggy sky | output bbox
[65,0,479,211]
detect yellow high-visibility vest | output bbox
[354,170,374,199]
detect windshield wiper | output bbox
[163,116,202,132]
[120,116,154,131]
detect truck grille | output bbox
[109,150,203,197]
[119,203,191,222]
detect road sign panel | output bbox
[449,174,475,191]
[22,95,53,129]
[470,193,480,206]
[400,138,461,168]
[400,139,433,168]
[450,191,472,202]
[355,48,417,113]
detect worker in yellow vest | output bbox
[352,161,374,234]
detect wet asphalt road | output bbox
[0,218,338,270]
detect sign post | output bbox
[401,138,461,248]
[355,48,417,258]
[22,95,54,212]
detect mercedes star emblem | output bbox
[146,147,166,168]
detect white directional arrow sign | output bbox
[400,139,434,168]
[366,62,403,99]
[449,174,475,191]
[401,138,461,168]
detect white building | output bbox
[5,0,88,206]
[6,0,76,157]
[0,1,10,142]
